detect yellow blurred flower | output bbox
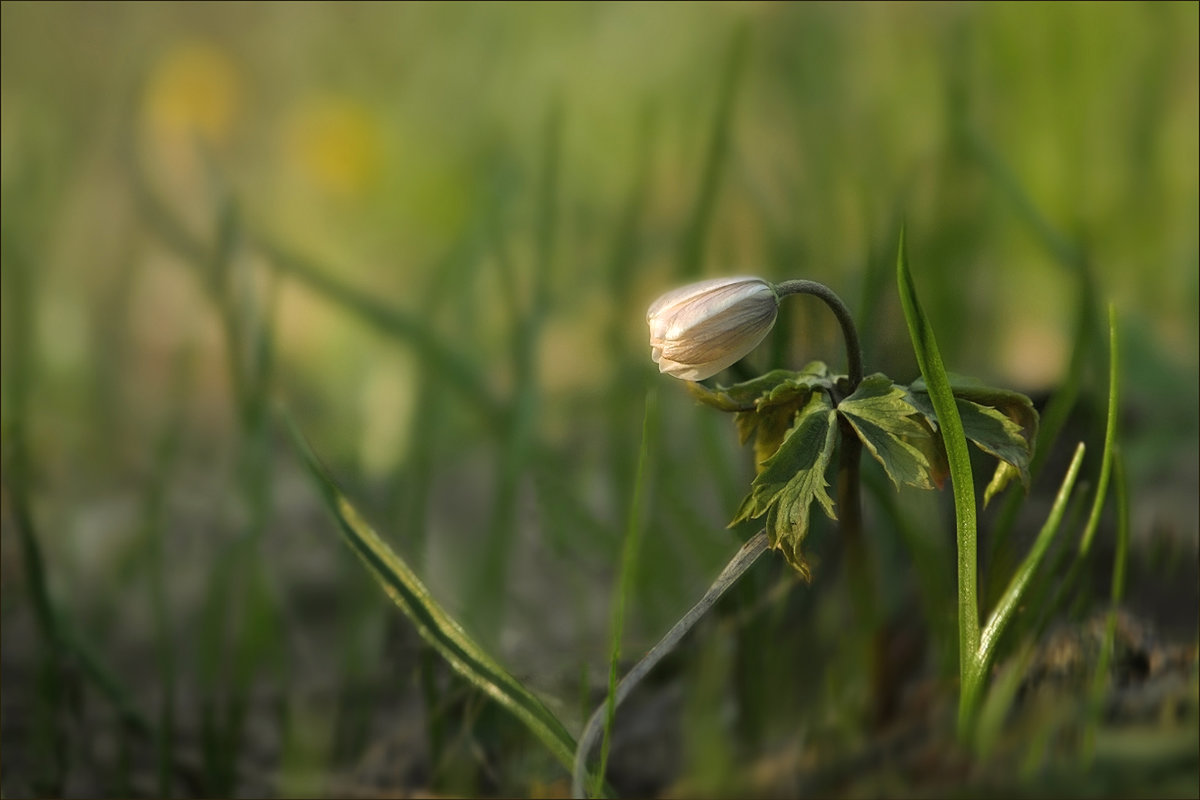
[284,95,382,198]
[144,40,240,152]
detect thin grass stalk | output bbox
[1078,306,1120,557]
[972,442,1086,714]
[572,531,769,798]
[592,390,657,797]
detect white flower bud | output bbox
[647,276,779,381]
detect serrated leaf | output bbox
[731,392,837,578]
[843,415,938,491]
[715,362,835,464]
[686,368,803,412]
[908,391,1034,488]
[837,374,937,490]
[911,376,1039,448]
[757,361,831,410]
[909,414,950,489]
[738,401,807,468]
[688,362,833,413]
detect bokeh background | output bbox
[2,2,1197,797]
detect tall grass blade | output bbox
[895,226,980,724]
[1078,305,1120,557]
[284,414,587,780]
[977,442,1086,686]
[592,390,657,797]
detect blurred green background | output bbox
[2,2,1197,797]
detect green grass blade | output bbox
[895,226,980,721]
[592,389,657,797]
[1078,304,1120,557]
[977,442,1086,692]
[572,531,769,799]
[283,413,586,780]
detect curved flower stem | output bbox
[774,280,871,627]
[773,280,864,392]
[572,531,769,798]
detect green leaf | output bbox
[283,414,588,783]
[908,392,1033,487]
[837,374,937,490]
[688,363,834,468]
[736,401,807,470]
[911,375,1039,453]
[724,362,830,465]
[686,363,830,413]
[757,361,831,408]
[731,392,838,578]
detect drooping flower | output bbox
[647,276,779,381]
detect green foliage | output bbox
[284,414,589,784]
[838,374,937,491]
[693,358,1038,581]
[3,4,1195,796]
[731,392,837,579]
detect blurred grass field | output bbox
[2,2,1197,797]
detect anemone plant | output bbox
[571,229,1112,797]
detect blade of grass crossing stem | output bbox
[593,390,658,797]
[1078,305,1120,557]
[971,442,1086,724]
[895,226,980,732]
[284,414,595,784]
